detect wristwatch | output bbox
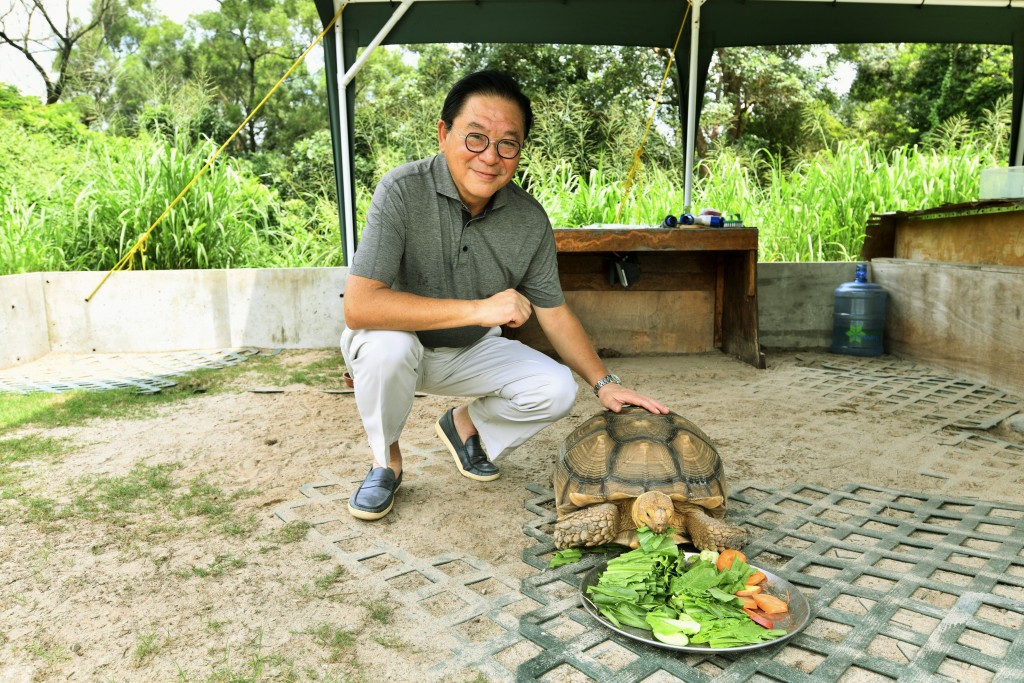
[592,373,622,396]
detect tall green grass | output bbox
[0,85,1004,272]
[520,138,991,261]
[3,136,276,272]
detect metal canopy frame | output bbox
[313,0,1024,264]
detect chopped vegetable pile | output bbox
[585,528,789,648]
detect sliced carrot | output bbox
[753,593,790,615]
[735,585,762,597]
[738,596,758,610]
[716,549,747,572]
[746,570,767,586]
[743,607,774,629]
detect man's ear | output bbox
[437,120,448,149]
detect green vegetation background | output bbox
[0,17,1014,272]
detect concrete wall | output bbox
[6,262,1019,394]
[873,258,1024,396]
[0,272,49,367]
[1,268,348,369]
[756,262,855,350]
[1,263,851,369]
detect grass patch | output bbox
[0,382,215,434]
[362,599,394,625]
[269,520,313,545]
[313,565,347,593]
[0,434,67,498]
[133,630,163,667]
[280,355,347,388]
[305,624,355,664]
[181,553,248,578]
[371,634,412,651]
[24,638,69,664]
[183,629,298,682]
[0,352,348,437]
[22,463,259,552]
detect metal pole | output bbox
[335,4,357,266]
[1016,83,1024,166]
[342,0,415,86]
[684,0,702,208]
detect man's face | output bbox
[438,94,524,215]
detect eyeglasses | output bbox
[454,130,522,160]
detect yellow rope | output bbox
[86,1,350,302]
[614,2,691,223]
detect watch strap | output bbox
[592,374,621,396]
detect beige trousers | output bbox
[340,326,578,468]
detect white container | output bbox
[980,167,1024,199]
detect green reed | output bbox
[0,92,1001,273]
[521,138,991,262]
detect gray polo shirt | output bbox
[351,154,565,348]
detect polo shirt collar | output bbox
[433,153,510,214]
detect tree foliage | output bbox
[0,0,116,104]
[0,2,1017,269]
[840,43,1012,149]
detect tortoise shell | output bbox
[553,406,727,516]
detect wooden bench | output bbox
[509,226,764,368]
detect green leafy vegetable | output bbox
[549,548,583,568]
[699,548,720,565]
[647,607,701,646]
[548,544,624,569]
[586,528,788,648]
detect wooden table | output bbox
[509,227,764,368]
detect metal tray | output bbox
[579,554,811,653]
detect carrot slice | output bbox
[716,549,747,572]
[735,585,762,596]
[753,593,790,614]
[746,570,767,585]
[743,607,774,629]
[738,596,758,610]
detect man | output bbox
[341,69,668,521]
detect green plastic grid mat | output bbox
[274,470,545,682]
[760,356,1024,433]
[0,348,265,393]
[517,483,1024,683]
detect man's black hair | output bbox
[440,70,533,140]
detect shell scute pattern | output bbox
[554,407,727,515]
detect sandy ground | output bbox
[1,349,1022,682]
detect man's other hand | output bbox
[479,289,533,328]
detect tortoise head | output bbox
[631,490,675,533]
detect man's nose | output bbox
[477,142,502,163]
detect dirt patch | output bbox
[1,349,1021,682]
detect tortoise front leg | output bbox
[685,510,748,552]
[553,503,620,549]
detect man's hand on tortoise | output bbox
[478,288,533,328]
[598,384,670,415]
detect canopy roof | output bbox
[317,0,1024,49]
[313,0,1024,262]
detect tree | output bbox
[841,43,1012,148]
[189,0,323,155]
[702,45,835,159]
[0,0,116,104]
[438,43,681,177]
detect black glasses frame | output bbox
[454,130,522,160]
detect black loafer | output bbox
[435,408,500,481]
[347,466,402,520]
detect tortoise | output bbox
[551,406,746,551]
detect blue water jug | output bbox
[831,263,887,357]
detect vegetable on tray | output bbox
[585,528,789,648]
